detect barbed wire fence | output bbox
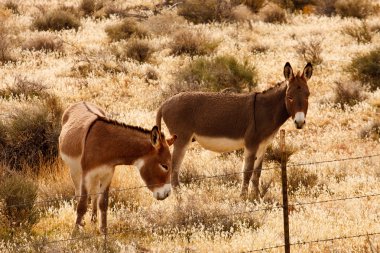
[1,133,380,252]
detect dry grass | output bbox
[178,0,232,24]
[125,39,153,63]
[296,37,323,66]
[343,21,373,44]
[232,0,266,13]
[0,1,380,252]
[259,3,287,24]
[0,23,14,63]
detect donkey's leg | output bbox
[90,183,100,223]
[98,168,114,234]
[250,159,264,200]
[75,179,88,227]
[171,137,191,187]
[240,152,257,198]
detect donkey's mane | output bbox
[96,115,151,135]
[259,81,286,95]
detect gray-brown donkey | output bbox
[156,62,312,199]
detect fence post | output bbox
[280,129,290,253]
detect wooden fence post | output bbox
[280,129,290,253]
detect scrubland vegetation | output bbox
[0,0,380,252]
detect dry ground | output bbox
[0,0,380,252]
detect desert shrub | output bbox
[22,34,63,52]
[334,0,372,19]
[334,81,366,109]
[0,95,63,170]
[32,9,80,31]
[79,0,97,16]
[273,0,313,11]
[288,167,318,194]
[105,18,147,42]
[144,11,187,36]
[265,142,298,164]
[4,1,19,14]
[170,29,218,56]
[296,37,323,66]
[178,0,232,24]
[231,4,254,22]
[343,21,372,44]
[0,24,14,63]
[125,39,153,63]
[174,55,257,94]
[348,48,380,91]
[314,0,337,16]
[0,171,39,228]
[259,3,287,24]
[231,0,266,12]
[0,77,48,100]
[360,121,380,140]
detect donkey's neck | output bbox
[256,83,289,136]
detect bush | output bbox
[231,4,254,22]
[231,0,266,12]
[0,95,63,170]
[343,21,372,44]
[259,3,287,24]
[0,171,39,228]
[174,55,257,94]
[0,24,14,63]
[144,11,187,36]
[170,29,218,56]
[4,1,19,14]
[22,34,63,52]
[334,0,372,19]
[105,18,147,42]
[79,0,96,16]
[314,0,337,16]
[0,77,48,100]
[288,167,318,194]
[32,9,80,31]
[125,39,153,63]
[178,0,232,24]
[360,121,380,140]
[296,37,323,66]
[348,48,380,91]
[334,81,366,109]
[265,142,298,164]
[273,0,313,11]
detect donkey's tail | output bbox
[156,106,163,132]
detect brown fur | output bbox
[156,62,312,199]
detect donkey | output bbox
[59,102,176,233]
[156,62,312,199]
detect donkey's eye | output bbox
[160,164,169,171]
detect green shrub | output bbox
[0,172,39,228]
[348,48,380,91]
[175,55,257,94]
[105,18,147,42]
[178,0,232,24]
[334,81,366,109]
[170,29,218,56]
[32,9,80,31]
[334,0,372,19]
[0,95,63,170]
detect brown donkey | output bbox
[59,102,176,233]
[156,62,312,199]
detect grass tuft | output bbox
[288,167,318,194]
[178,0,232,24]
[296,37,323,66]
[333,81,366,109]
[32,9,80,31]
[170,29,218,56]
[22,34,63,52]
[360,121,380,141]
[105,18,147,42]
[334,0,373,19]
[125,39,153,63]
[343,21,372,44]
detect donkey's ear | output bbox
[283,62,294,80]
[302,62,313,80]
[166,135,177,146]
[151,126,161,148]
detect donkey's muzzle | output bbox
[294,112,306,129]
[153,184,171,200]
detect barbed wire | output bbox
[4,153,380,209]
[24,191,380,249]
[247,231,380,252]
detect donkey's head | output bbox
[283,62,312,129]
[137,126,176,200]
